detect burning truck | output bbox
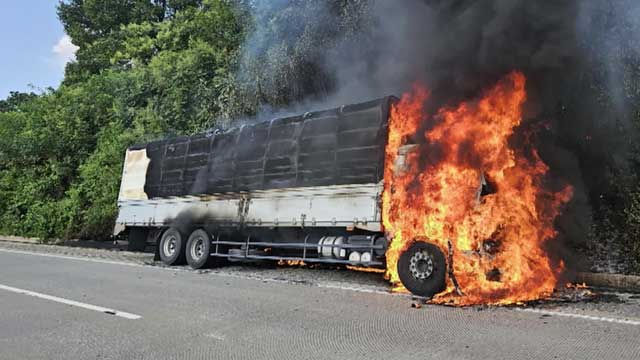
[114,72,572,304]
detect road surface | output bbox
[0,245,639,360]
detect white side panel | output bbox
[152,197,242,223]
[245,184,380,227]
[119,149,150,201]
[114,183,382,233]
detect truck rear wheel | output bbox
[397,241,447,298]
[159,227,186,265]
[186,229,212,269]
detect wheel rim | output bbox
[190,236,205,261]
[409,250,434,280]
[163,235,177,257]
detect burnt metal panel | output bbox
[142,96,395,199]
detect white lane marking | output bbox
[518,308,640,326]
[0,248,143,268]
[0,283,141,320]
[205,333,226,341]
[316,282,396,296]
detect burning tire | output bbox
[159,227,186,265]
[397,242,447,298]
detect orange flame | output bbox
[346,265,386,274]
[278,260,306,267]
[382,72,573,305]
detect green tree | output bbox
[0,91,38,113]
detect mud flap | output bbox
[152,229,163,261]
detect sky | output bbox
[0,1,77,100]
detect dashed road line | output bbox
[0,283,142,320]
[517,308,640,326]
[0,248,144,267]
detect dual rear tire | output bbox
[158,227,223,269]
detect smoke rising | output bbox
[235,0,640,270]
[239,1,580,107]
[238,0,639,122]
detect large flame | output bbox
[382,72,573,305]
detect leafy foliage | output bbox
[0,92,39,113]
[1,0,244,240]
[0,0,374,240]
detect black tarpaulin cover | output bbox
[141,97,395,199]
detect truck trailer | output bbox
[114,96,448,297]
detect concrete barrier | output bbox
[0,235,40,244]
[576,272,640,292]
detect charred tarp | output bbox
[140,97,395,198]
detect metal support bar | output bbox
[298,241,386,250]
[210,240,384,250]
[370,236,375,259]
[209,252,384,267]
[302,235,309,261]
[207,235,386,268]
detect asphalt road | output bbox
[0,248,639,360]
